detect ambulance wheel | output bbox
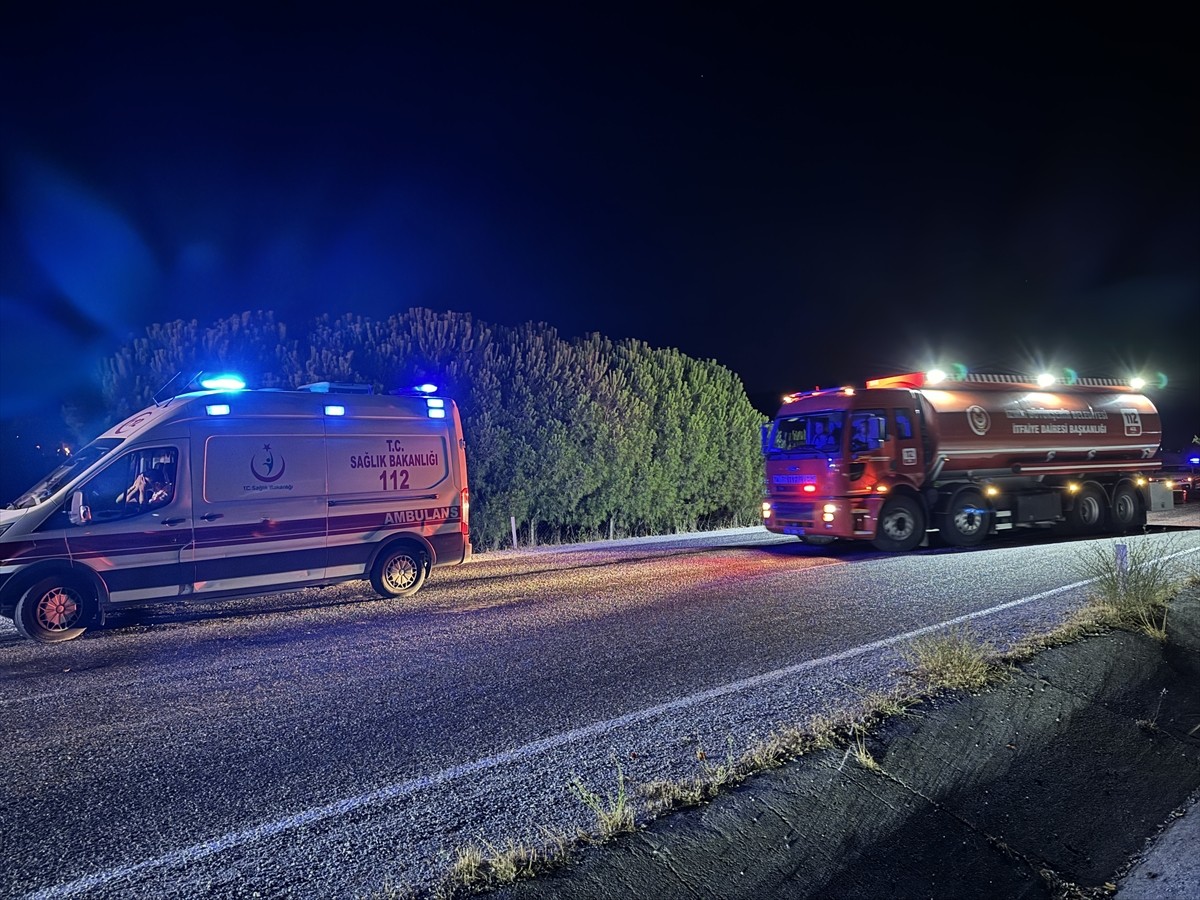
[14,575,97,643]
[873,495,926,552]
[940,488,990,547]
[371,544,428,597]
[1066,483,1108,535]
[1110,483,1145,534]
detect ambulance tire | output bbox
[1110,482,1145,534]
[14,574,97,643]
[873,495,926,552]
[940,488,990,547]
[371,544,429,598]
[1066,483,1108,535]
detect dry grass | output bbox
[903,626,997,691]
[570,760,636,839]
[851,730,883,774]
[1071,538,1189,641]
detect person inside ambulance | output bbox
[116,463,173,509]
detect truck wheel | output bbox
[1110,483,1145,534]
[14,575,97,643]
[371,544,428,597]
[1066,483,1107,535]
[873,495,926,552]
[940,488,990,547]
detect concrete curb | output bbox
[499,592,1200,899]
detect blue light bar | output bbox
[200,374,246,391]
[206,404,231,416]
[415,383,438,394]
[325,405,346,416]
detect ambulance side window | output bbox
[76,448,178,524]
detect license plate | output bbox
[783,525,806,535]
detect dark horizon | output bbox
[2,6,1197,462]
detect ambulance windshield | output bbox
[7,439,122,510]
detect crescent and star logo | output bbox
[966,405,991,436]
[250,443,287,483]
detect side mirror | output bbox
[69,491,92,526]
[761,424,771,454]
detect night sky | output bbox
[2,6,1197,459]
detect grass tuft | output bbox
[851,730,883,774]
[1072,538,1189,640]
[904,625,996,691]
[570,759,636,839]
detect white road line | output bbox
[27,545,1199,898]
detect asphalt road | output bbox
[3,521,1199,899]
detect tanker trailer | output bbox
[761,370,1165,552]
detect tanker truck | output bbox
[761,370,1169,551]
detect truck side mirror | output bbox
[761,424,770,454]
[68,490,92,526]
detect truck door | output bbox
[891,407,924,479]
[63,445,191,604]
[190,422,328,596]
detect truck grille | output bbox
[771,501,816,525]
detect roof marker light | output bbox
[926,368,947,385]
[415,383,438,394]
[1036,373,1056,387]
[200,374,246,391]
[428,408,447,419]
[1129,377,1146,390]
[206,404,230,416]
[426,398,445,409]
[325,405,346,416]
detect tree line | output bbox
[92,309,766,550]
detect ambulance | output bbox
[0,376,471,642]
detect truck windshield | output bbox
[7,439,122,510]
[768,413,844,457]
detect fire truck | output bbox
[761,370,1169,551]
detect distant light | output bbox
[415,383,438,394]
[1036,373,1056,387]
[875,484,888,493]
[324,405,346,416]
[843,387,855,396]
[426,398,445,409]
[200,374,246,391]
[1129,377,1146,390]
[926,368,947,385]
[427,408,446,419]
[206,404,231,416]
[1190,457,1200,466]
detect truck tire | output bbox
[371,544,428,597]
[940,488,990,547]
[13,574,97,643]
[1110,482,1145,534]
[873,495,926,552]
[1066,483,1107,535]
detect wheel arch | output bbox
[2,560,109,620]
[365,533,435,577]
